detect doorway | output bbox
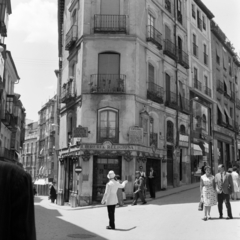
[64,158,73,202]
[167,145,174,186]
[92,157,122,202]
[179,149,182,181]
[146,158,161,191]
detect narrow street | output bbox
[35,187,240,240]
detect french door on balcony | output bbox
[98,53,120,92]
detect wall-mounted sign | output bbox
[75,166,82,174]
[129,126,143,144]
[74,125,88,138]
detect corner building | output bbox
[57,0,194,207]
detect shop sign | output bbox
[75,166,82,174]
[73,125,88,138]
[128,126,143,144]
[179,141,189,147]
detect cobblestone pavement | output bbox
[35,188,240,240]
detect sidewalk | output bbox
[35,182,199,211]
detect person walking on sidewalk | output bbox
[115,175,124,207]
[231,166,240,200]
[148,167,155,198]
[215,164,234,219]
[101,171,128,230]
[0,161,36,240]
[200,165,217,221]
[132,171,147,205]
[50,182,57,203]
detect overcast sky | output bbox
[5,0,240,121]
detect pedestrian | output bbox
[33,186,37,196]
[101,170,128,230]
[231,166,240,201]
[132,171,147,205]
[115,175,124,207]
[139,166,146,196]
[0,161,36,240]
[215,164,234,219]
[139,165,146,177]
[201,162,207,175]
[148,167,155,198]
[200,165,217,221]
[50,182,57,203]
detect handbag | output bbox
[198,196,204,211]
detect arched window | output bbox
[167,120,174,143]
[98,108,119,143]
[180,124,186,135]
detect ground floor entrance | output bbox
[64,157,73,202]
[167,145,173,186]
[146,158,161,191]
[92,156,122,202]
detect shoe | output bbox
[202,217,207,221]
[226,216,233,220]
[219,216,223,219]
[207,216,211,220]
[106,226,115,230]
[141,201,147,205]
[131,203,137,206]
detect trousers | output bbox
[132,190,146,204]
[107,205,116,229]
[217,192,232,217]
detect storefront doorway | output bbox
[92,157,122,202]
[64,158,73,202]
[167,145,174,186]
[146,158,161,191]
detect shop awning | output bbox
[224,106,233,126]
[192,144,202,156]
[217,102,226,124]
[34,179,48,185]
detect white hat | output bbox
[107,170,115,179]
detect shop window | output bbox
[98,108,119,143]
[167,120,174,143]
[180,124,186,135]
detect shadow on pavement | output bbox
[34,196,43,203]
[35,205,108,240]
[210,217,240,220]
[114,226,137,231]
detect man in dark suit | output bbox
[132,171,147,205]
[148,167,155,198]
[215,164,234,219]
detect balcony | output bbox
[94,15,126,33]
[193,43,198,58]
[61,83,75,104]
[204,86,211,97]
[217,80,224,93]
[197,18,202,31]
[165,91,178,110]
[178,49,189,69]
[147,25,162,50]
[163,39,177,60]
[179,97,190,115]
[204,53,208,65]
[194,78,202,91]
[165,0,171,13]
[234,121,239,134]
[177,11,182,24]
[147,82,164,104]
[237,99,240,110]
[65,25,78,50]
[90,74,126,93]
[230,91,235,102]
[218,117,227,127]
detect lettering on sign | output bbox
[73,125,88,138]
[128,126,143,144]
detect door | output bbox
[64,158,73,202]
[92,157,122,202]
[98,53,120,91]
[167,145,174,186]
[146,158,161,191]
[179,149,182,181]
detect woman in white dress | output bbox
[231,166,240,200]
[200,165,217,221]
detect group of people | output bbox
[200,164,239,221]
[101,166,156,230]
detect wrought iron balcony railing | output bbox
[179,96,190,115]
[90,74,126,93]
[193,43,198,57]
[94,15,126,33]
[163,39,177,60]
[61,83,75,104]
[65,25,78,50]
[147,82,164,104]
[194,78,202,91]
[147,25,162,50]
[165,91,178,110]
[204,86,211,97]
[178,49,189,69]
[204,53,208,65]
[217,80,224,93]
[165,0,171,13]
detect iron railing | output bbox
[65,25,78,50]
[194,78,202,91]
[147,25,162,49]
[165,0,171,13]
[178,49,189,69]
[90,74,126,93]
[204,86,211,97]
[147,82,164,104]
[61,83,75,104]
[94,15,126,33]
[217,80,224,93]
[164,39,177,60]
[165,91,178,110]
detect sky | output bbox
[5,0,240,121]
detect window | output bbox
[203,44,207,65]
[202,114,207,130]
[27,144,29,153]
[148,13,155,27]
[31,143,33,153]
[230,107,233,118]
[216,50,220,65]
[180,125,186,135]
[204,76,208,87]
[67,113,74,146]
[202,15,206,30]
[229,57,232,76]
[177,0,182,24]
[194,67,198,81]
[148,63,155,83]
[192,4,195,19]
[149,118,158,147]
[165,0,171,13]
[98,109,118,143]
[167,121,174,143]
[197,10,202,30]
[193,34,197,57]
